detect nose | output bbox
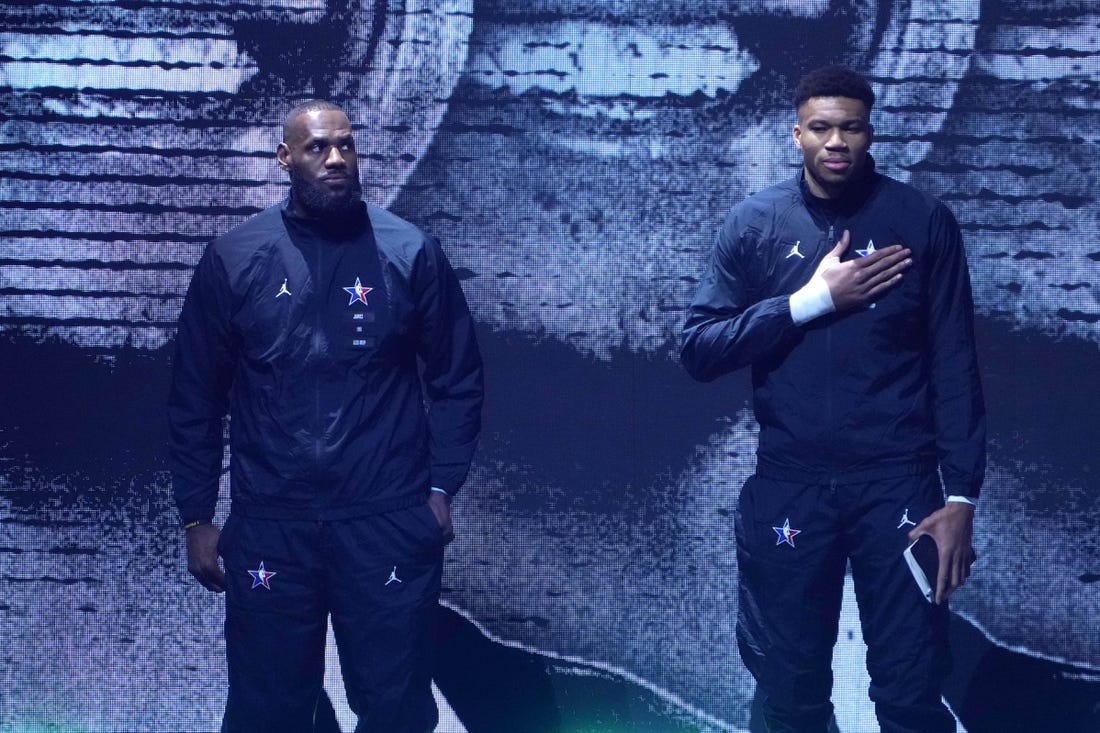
[324,146,346,167]
[825,128,847,149]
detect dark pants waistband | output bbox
[754,457,938,485]
[229,492,425,521]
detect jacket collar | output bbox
[280,197,370,240]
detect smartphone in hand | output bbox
[904,534,939,603]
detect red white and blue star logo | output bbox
[773,518,801,548]
[248,561,277,590]
[343,277,373,306]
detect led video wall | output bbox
[2,1,1098,730]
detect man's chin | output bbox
[295,187,364,219]
[815,167,852,184]
[317,198,363,218]
[808,168,863,196]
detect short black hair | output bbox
[282,99,344,141]
[793,66,875,111]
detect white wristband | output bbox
[789,276,836,325]
[790,252,841,325]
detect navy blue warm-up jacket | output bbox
[168,201,484,525]
[681,162,985,498]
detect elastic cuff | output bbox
[946,495,977,507]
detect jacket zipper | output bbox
[313,243,324,473]
[825,220,835,449]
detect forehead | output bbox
[797,96,870,123]
[286,109,353,143]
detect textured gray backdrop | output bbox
[1,1,1098,731]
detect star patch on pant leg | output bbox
[773,518,801,548]
[248,561,277,590]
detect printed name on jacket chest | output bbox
[251,270,391,356]
[343,276,378,350]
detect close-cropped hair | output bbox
[282,99,343,140]
[793,66,875,110]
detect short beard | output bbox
[288,167,364,220]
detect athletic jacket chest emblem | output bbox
[855,239,880,308]
[343,276,374,306]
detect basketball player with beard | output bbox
[168,100,483,732]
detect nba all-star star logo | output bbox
[248,561,277,589]
[773,518,801,547]
[854,240,879,309]
[343,277,373,306]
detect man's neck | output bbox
[800,160,876,209]
[802,169,857,201]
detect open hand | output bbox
[820,230,912,312]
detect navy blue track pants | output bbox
[735,472,955,733]
[217,501,445,733]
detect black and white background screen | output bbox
[2,1,1098,731]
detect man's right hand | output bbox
[820,229,912,312]
[185,523,226,593]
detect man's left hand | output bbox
[908,502,976,604]
[427,490,455,544]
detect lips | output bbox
[823,159,850,172]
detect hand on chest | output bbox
[767,226,925,321]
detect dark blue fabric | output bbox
[168,200,483,523]
[220,506,444,733]
[735,473,954,733]
[680,161,986,497]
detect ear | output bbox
[276,142,291,171]
[792,123,802,149]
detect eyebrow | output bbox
[305,132,354,144]
[806,117,867,126]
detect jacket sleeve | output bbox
[167,246,237,524]
[414,236,484,496]
[925,204,987,498]
[680,209,804,381]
